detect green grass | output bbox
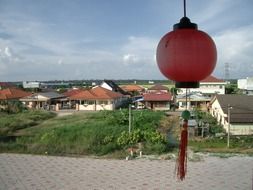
[0,110,168,156]
[3,109,252,157]
[189,136,253,155]
[0,110,56,136]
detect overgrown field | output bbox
[189,136,253,155]
[0,110,56,136]
[0,110,177,157]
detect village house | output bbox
[147,84,169,93]
[178,75,226,96]
[0,88,32,110]
[176,92,211,111]
[0,88,31,102]
[209,95,253,135]
[20,92,67,111]
[69,86,128,111]
[134,92,172,110]
[120,84,145,95]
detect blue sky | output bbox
[0,0,253,81]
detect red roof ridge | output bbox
[201,75,225,83]
[0,88,32,100]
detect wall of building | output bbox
[178,83,226,95]
[228,124,253,135]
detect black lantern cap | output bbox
[176,81,200,88]
[173,17,198,30]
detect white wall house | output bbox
[178,76,226,96]
[176,92,211,111]
[210,95,253,135]
[69,86,128,111]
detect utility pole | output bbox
[227,105,232,148]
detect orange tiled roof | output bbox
[63,89,84,97]
[69,86,124,100]
[201,75,225,83]
[0,88,32,100]
[121,85,144,92]
[148,84,169,90]
[143,92,172,101]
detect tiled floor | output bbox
[0,153,252,190]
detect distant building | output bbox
[178,75,226,96]
[238,77,253,95]
[41,82,69,89]
[23,81,40,89]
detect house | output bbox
[0,88,32,110]
[210,95,253,135]
[0,88,31,101]
[238,77,253,95]
[69,86,128,111]
[136,92,172,110]
[20,92,67,111]
[100,80,129,95]
[176,92,211,110]
[178,75,226,96]
[147,84,169,93]
[120,84,145,95]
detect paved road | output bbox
[0,153,253,190]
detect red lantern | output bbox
[156,17,217,88]
[156,13,217,181]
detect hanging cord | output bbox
[185,88,187,110]
[183,0,186,17]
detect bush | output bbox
[143,142,167,154]
[0,100,27,114]
[193,109,225,135]
[117,129,166,148]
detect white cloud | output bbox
[213,25,253,78]
[4,47,12,57]
[121,36,157,66]
[122,54,138,64]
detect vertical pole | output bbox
[227,105,231,148]
[129,104,131,134]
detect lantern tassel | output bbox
[176,120,188,181]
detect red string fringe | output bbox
[176,120,188,181]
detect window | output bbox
[98,101,108,105]
[80,100,94,105]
